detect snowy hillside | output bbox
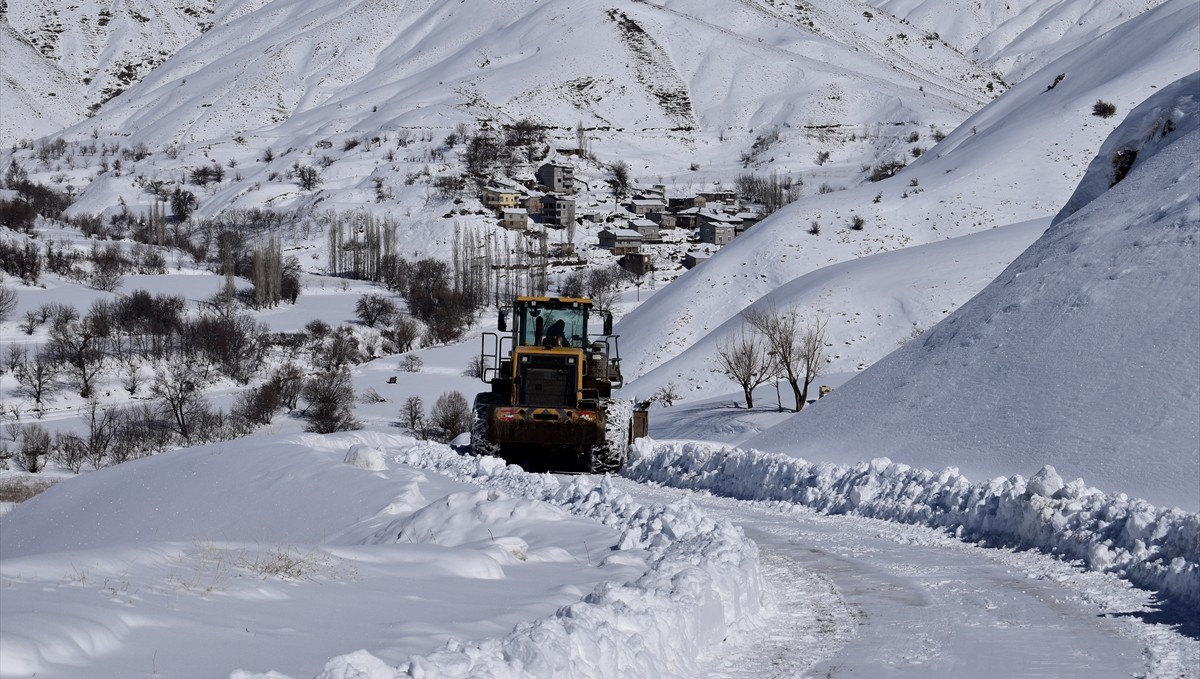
[746,72,1200,512]
[5,0,996,148]
[0,24,90,142]
[615,0,1199,383]
[867,0,1168,82]
[1,0,212,141]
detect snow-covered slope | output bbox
[615,0,1199,383]
[2,0,212,139]
[746,72,1200,511]
[21,0,996,150]
[867,0,1168,82]
[0,22,90,142]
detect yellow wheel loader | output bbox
[472,295,648,473]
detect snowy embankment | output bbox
[312,435,765,679]
[626,439,1200,612]
[0,431,765,679]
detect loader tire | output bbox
[587,398,633,474]
[470,393,501,458]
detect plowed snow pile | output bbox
[748,72,1200,513]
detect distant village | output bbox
[480,160,761,278]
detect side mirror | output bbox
[534,316,544,346]
[498,310,507,332]
[603,311,613,336]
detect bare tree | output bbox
[295,163,322,191]
[715,327,777,408]
[20,423,51,472]
[300,369,360,433]
[797,316,828,409]
[400,395,425,437]
[609,160,631,200]
[744,306,829,410]
[151,357,208,441]
[270,363,305,411]
[0,284,16,323]
[79,396,118,468]
[429,391,471,442]
[15,352,57,413]
[48,317,105,398]
[354,294,397,328]
[390,316,419,353]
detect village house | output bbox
[734,211,763,234]
[698,189,737,205]
[698,212,738,245]
[668,195,706,212]
[629,197,667,216]
[501,208,529,231]
[483,184,523,211]
[597,227,643,255]
[630,218,660,240]
[542,194,576,228]
[682,252,711,269]
[698,210,742,229]
[536,162,575,193]
[521,193,543,216]
[674,207,700,230]
[620,252,654,276]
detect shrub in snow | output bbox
[399,354,423,373]
[868,158,906,182]
[429,391,471,442]
[1092,100,1118,119]
[300,370,360,434]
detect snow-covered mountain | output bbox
[618,0,1198,385]
[746,72,1200,511]
[5,0,999,147]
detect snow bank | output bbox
[345,443,389,471]
[626,439,1200,611]
[315,435,765,679]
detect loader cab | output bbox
[509,297,591,349]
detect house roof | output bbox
[701,211,741,223]
[599,228,643,239]
[631,218,657,228]
[484,185,523,195]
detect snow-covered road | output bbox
[617,478,1198,678]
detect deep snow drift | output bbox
[0,432,764,678]
[747,72,1200,512]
